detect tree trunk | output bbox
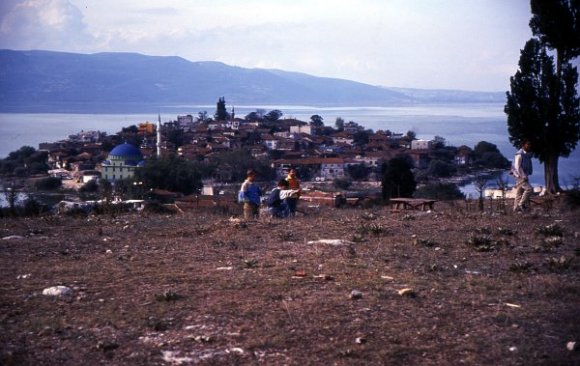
[543,153,561,193]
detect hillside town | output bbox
[34,105,506,190]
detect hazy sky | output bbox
[0,0,535,92]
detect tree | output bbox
[347,164,371,181]
[427,159,456,178]
[214,97,229,121]
[381,155,416,200]
[353,130,371,146]
[335,117,345,131]
[197,111,208,122]
[310,115,324,127]
[505,38,580,192]
[525,0,580,192]
[265,110,283,122]
[433,136,446,148]
[134,156,203,195]
[472,141,510,169]
[530,0,580,78]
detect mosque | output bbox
[101,115,161,182]
[101,142,144,182]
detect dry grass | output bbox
[1,201,579,365]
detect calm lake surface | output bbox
[1,103,579,191]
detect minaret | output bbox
[156,113,161,157]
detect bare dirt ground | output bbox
[1,200,579,365]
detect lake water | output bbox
[1,103,579,193]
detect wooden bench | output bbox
[389,198,437,211]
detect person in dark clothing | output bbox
[267,179,290,218]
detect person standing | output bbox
[285,168,301,216]
[240,169,262,220]
[512,140,533,212]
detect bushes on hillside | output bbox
[34,177,62,191]
[414,183,465,200]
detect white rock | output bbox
[161,350,193,364]
[42,285,72,298]
[567,341,577,351]
[2,235,24,240]
[350,290,363,299]
[307,239,354,246]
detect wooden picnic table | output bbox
[389,198,437,211]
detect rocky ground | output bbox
[1,199,579,365]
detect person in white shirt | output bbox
[512,140,533,212]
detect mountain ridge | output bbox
[0,49,505,113]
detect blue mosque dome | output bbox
[109,143,143,160]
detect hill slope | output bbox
[0,49,504,112]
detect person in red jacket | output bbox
[285,168,301,216]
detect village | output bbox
[27,102,511,208]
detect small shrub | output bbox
[466,235,496,252]
[360,212,379,221]
[402,214,415,221]
[497,227,516,236]
[543,236,564,247]
[278,231,294,241]
[414,238,438,247]
[351,234,365,243]
[155,290,183,302]
[34,177,62,191]
[142,201,177,215]
[509,261,532,273]
[563,189,580,210]
[545,256,573,271]
[536,223,564,237]
[475,226,492,235]
[357,222,387,236]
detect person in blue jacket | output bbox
[240,169,262,220]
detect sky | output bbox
[0,0,537,92]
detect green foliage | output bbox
[563,189,580,210]
[414,183,465,201]
[310,114,324,127]
[208,149,274,183]
[264,109,283,122]
[465,235,497,252]
[472,141,510,169]
[426,159,457,178]
[34,177,62,191]
[505,37,580,192]
[333,177,352,190]
[352,130,371,146]
[135,155,203,195]
[121,125,138,134]
[530,0,580,63]
[214,97,229,121]
[335,117,345,131]
[0,146,48,176]
[535,223,564,237]
[347,164,371,181]
[381,155,416,199]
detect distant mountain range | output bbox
[0,49,505,113]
